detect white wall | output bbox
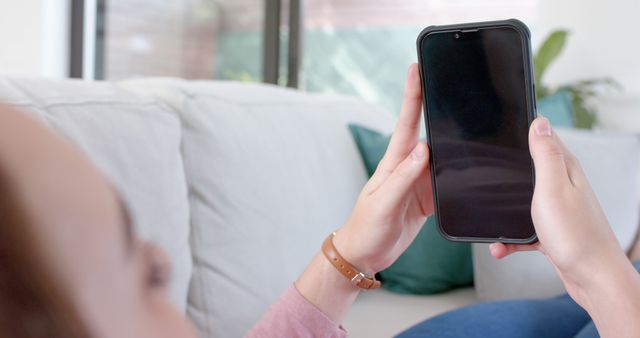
[0,0,69,78]
[536,0,640,132]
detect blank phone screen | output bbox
[420,27,536,240]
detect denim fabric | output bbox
[397,261,640,338]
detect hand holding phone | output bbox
[296,64,434,324]
[332,64,433,276]
[492,117,640,337]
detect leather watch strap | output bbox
[321,232,381,290]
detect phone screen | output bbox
[420,26,536,241]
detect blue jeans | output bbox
[397,261,640,338]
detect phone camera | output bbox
[454,33,460,39]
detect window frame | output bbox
[69,0,302,86]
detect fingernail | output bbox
[489,243,498,253]
[411,144,425,161]
[535,117,552,136]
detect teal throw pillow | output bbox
[538,91,575,127]
[348,124,474,294]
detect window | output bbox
[300,0,539,112]
[94,0,265,81]
[75,0,539,114]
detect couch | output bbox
[1,77,637,338]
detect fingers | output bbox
[553,134,588,188]
[377,64,423,175]
[489,242,541,259]
[528,117,571,188]
[376,141,429,208]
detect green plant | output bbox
[534,30,620,129]
[222,69,256,83]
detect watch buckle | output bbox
[351,272,366,285]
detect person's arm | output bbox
[491,116,640,338]
[245,283,347,338]
[580,257,640,337]
[247,63,434,336]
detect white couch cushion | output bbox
[473,127,640,301]
[0,78,192,311]
[122,79,395,338]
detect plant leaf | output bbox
[571,77,623,91]
[534,30,568,87]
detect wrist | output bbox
[568,253,640,312]
[570,257,640,336]
[295,252,360,323]
[332,228,376,276]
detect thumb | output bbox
[377,141,429,206]
[529,117,570,188]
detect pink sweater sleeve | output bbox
[245,285,347,338]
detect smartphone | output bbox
[416,19,537,243]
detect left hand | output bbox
[334,63,434,275]
[489,117,632,308]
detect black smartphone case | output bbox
[416,19,538,244]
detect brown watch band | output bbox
[321,232,381,290]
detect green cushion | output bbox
[348,124,474,294]
[538,91,575,127]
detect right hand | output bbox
[334,63,433,276]
[490,116,631,307]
